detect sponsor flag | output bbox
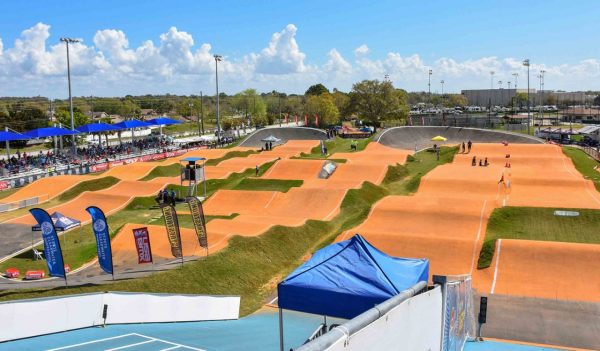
[284,113,288,124]
[133,227,153,264]
[29,208,66,278]
[186,196,208,249]
[304,114,308,126]
[85,206,114,275]
[160,204,183,258]
[421,116,425,126]
[294,115,298,125]
[314,114,319,127]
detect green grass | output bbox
[163,121,216,135]
[0,187,20,200]
[562,146,600,191]
[477,206,600,269]
[150,213,240,229]
[296,136,372,159]
[58,176,120,201]
[139,164,181,181]
[205,150,257,166]
[383,147,458,195]
[233,178,303,192]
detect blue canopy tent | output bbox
[22,127,80,138]
[77,123,122,146]
[113,120,153,146]
[31,211,81,231]
[278,234,429,319]
[0,130,27,159]
[146,117,182,136]
[276,234,428,350]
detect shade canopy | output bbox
[431,135,447,141]
[261,135,281,143]
[23,127,80,138]
[0,131,27,142]
[146,117,183,126]
[31,211,81,232]
[277,234,429,319]
[113,120,153,129]
[76,123,122,133]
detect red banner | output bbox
[0,181,9,190]
[90,163,109,172]
[133,227,153,264]
[304,114,308,126]
[284,114,288,123]
[110,160,124,168]
[314,114,319,127]
[295,115,298,125]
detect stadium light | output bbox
[214,55,222,145]
[523,59,531,134]
[60,37,80,156]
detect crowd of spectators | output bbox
[78,137,173,163]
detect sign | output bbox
[186,196,208,248]
[90,163,109,172]
[29,208,66,278]
[133,227,153,264]
[86,206,114,275]
[160,204,183,258]
[0,181,9,190]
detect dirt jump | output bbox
[239,127,327,147]
[340,142,600,302]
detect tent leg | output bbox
[279,308,284,351]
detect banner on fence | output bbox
[186,196,208,249]
[85,206,114,275]
[160,204,183,258]
[29,208,66,279]
[133,227,153,264]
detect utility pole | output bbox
[428,69,432,107]
[214,54,222,145]
[61,37,80,156]
[278,93,282,127]
[540,70,546,131]
[523,59,531,135]
[199,91,204,135]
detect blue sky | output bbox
[0,0,599,96]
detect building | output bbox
[85,111,109,120]
[461,89,591,108]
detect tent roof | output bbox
[23,127,79,138]
[76,123,122,133]
[146,117,183,126]
[277,234,429,319]
[113,120,153,129]
[261,135,281,142]
[0,131,27,142]
[32,211,81,232]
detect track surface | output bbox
[340,143,600,302]
[239,127,327,147]
[377,126,543,150]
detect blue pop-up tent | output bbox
[146,117,182,126]
[31,211,81,231]
[76,123,122,133]
[113,120,152,129]
[23,127,80,138]
[0,131,27,142]
[277,234,429,320]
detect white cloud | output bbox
[0,22,598,97]
[354,44,369,56]
[253,24,306,74]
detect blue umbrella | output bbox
[146,117,182,126]
[23,127,79,138]
[76,123,123,133]
[113,120,153,129]
[0,131,27,142]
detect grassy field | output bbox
[383,146,458,195]
[163,121,216,135]
[296,136,372,159]
[58,176,120,201]
[0,187,20,200]
[205,150,257,166]
[139,164,180,181]
[0,146,449,316]
[233,178,302,192]
[477,206,600,268]
[562,146,600,191]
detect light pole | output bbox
[507,81,512,112]
[428,69,432,107]
[523,59,531,135]
[278,93,282,127]
[199,91,204,135]
[61,37,80,156]
[214,54,222,144]
[539,70,546,130]
[498,80,503,107]
[512,73,519,111]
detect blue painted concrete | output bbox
[465,340,567,351]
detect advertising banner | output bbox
[29,208,66,278]
[186,196,208,249]
[133,227,153,264]
[90,163,109,172]
[160,204,183,258]
[0,181,9,190]
[85,206,114,275]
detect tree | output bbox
[514,92,528,108]
[304,93,340,126]
[594,95,600,106]
[332,90,350,117]
[232,89,267,125]
[445,94,468,107]
[56,107,89,128]
[6,104,48,132]
[305,83,329,96]
[347,80,409,125]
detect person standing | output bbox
[461,142,466,153]
[467,140,473,153]
[255,165,259,176]
[170,189,176,207]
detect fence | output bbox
[583,146,600,161]
[0,194,50,213]
[0,291,240,342]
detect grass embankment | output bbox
[0,162,277,276]
[205,150,257,166]
[0,188,20,200]
[562,146,600,191]
[233,178,303,192]
[295,136,372,159]
[383,146,459,195]
[163,121,216,135]
[139,164,180,181]
[0,147,450,315]
[477,207,600,269]
[58,176,120,201]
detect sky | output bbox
[0,0,599,98]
